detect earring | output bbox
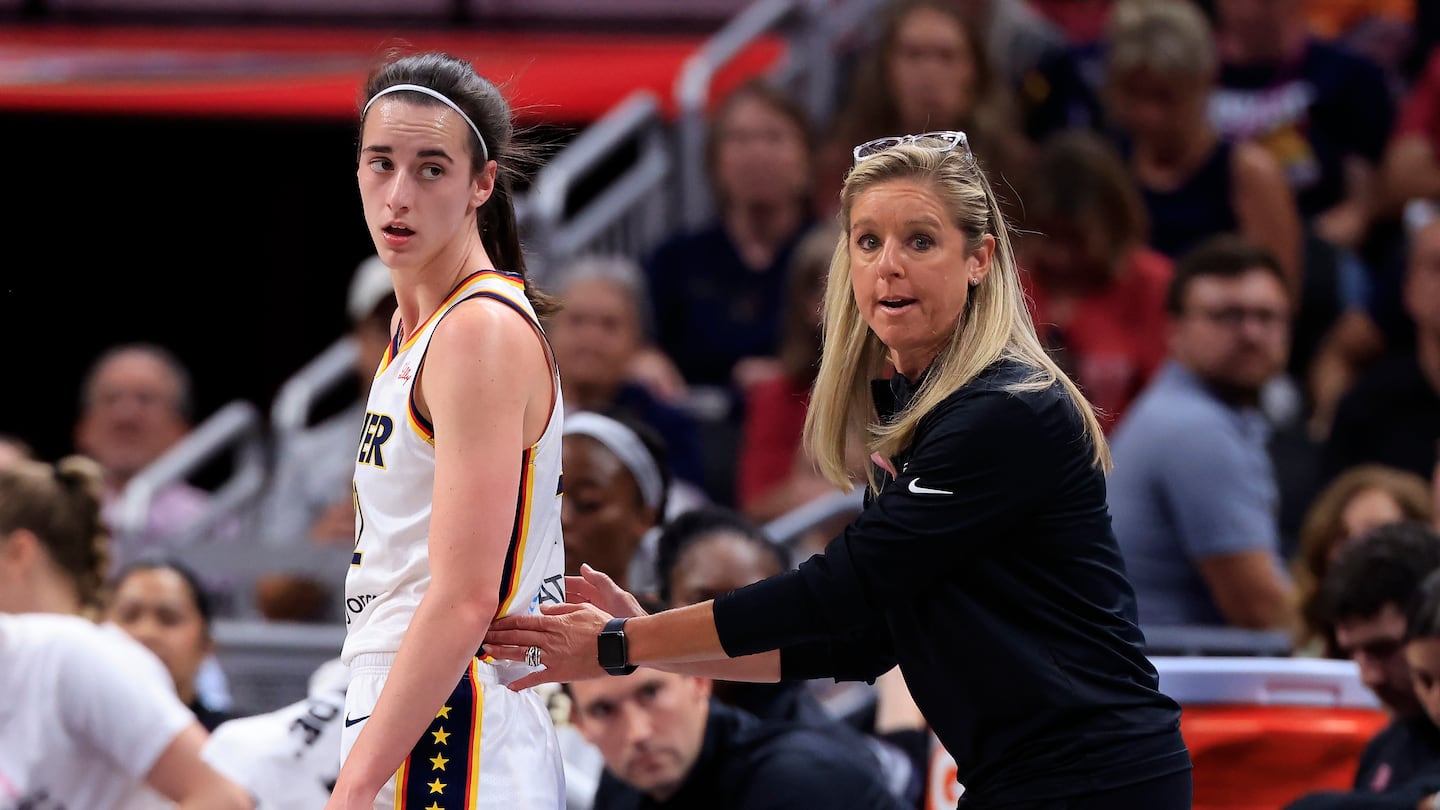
[969,277,979,287]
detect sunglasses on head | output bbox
[852,130,972,166]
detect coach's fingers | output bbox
[483,626,544,648]
[483,643,527,662]
[539,602,586,616]
[489,613,543,632]
[507,670,560,691]
[580,563,618,587]
[564,575,593,603]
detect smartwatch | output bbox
[597,617,638,676]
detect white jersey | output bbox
[0,613,195,810]
[342,269,566,664]
[203,657,349,810]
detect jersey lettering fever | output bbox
[342,270,565,665]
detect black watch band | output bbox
[597,616,638,676]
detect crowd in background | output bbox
[12,0,1440,807]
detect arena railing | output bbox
[114,398,269,551]
[520,88,674,286]
[673,0,888,230]
[268,334,359,452]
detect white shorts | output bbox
[341,654,566,810]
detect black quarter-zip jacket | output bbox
[713,358,1191,807]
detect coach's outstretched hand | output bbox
[486,601,614,690]
[566,563,648,619]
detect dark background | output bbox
[0,113,374,460]
[0,112,586,461]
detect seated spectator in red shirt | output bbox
[1018,130,1173,433]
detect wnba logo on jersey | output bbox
[357,411,395,468]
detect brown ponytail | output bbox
[0,455,111,617]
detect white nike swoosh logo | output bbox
[908,478,953,496]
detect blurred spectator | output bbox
[1102,0,1303,287]
[735,223,866,526]
[1305,0,1415,79]
[257,254,395,547]
[0,454,252,809]
[1380,45,1440,221]
[547,254,706,490]
[654,505,926,807]
[1211,0,1397,252]
[1016,0,1115,140]
[562,411,675,606]
[645,78,815,393]
[1018,129,1174,432]
[1031,0,1117,45]
[74,342,213,568]
[106,558,235,731]
[1109,235,1297,630]
[952,0,1068,91]
[0,432,34,471]
[1285,522,1440,807]
[565,668,907,810]
[1294,464,1436,656]
[1325,206,1440,481]
[820,0,1034,222]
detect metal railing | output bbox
[114,399,268,549]
[522,89,674,283]
[268,334,358,447]
[673,0,887,229]
[762,487,864,549]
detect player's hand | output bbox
[485,602,613,689]
[566,563,648,618]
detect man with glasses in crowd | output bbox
[1107,234,1299,632]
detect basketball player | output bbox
[325,51,567,810]
[0,455,252,809]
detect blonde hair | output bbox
[0,455,111,617]
[804,141,1111,491]
[1105,0,1216,81]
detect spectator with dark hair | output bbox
[1294,464,1436,656]
[1325,208,1440,483]
[652,505,926,807]
[645,78,816,395]
[562,411,683,606]
[1109,234,1297,630]
[564,667,907,810]
[820,0,1033,222]
[1283,521,1440,808]
[1019,129,1174,432]
[1210,0,1397,252]
[105,558,235,731]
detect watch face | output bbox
[597,629,627,669]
